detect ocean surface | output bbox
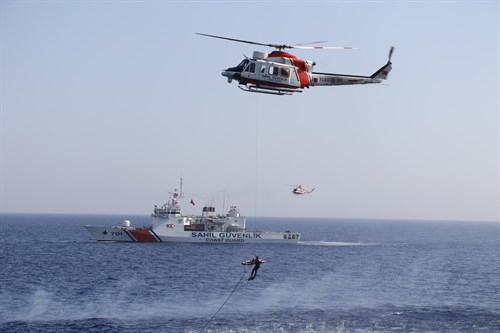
[0,214,499,333]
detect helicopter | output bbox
[197,33,394,96]
[291,185,315,195]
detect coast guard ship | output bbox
[84,179,301,243]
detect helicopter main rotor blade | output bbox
[291,40,356,50]
[292,40,328,46]
[196,33,289,49]
[292,45,355,50]
[197,33,354,51]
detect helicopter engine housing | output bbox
[253,51,268,60]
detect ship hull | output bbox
[84,225,300,244]
[84,180,301,244]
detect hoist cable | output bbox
[202,265,249,332]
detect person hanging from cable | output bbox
[242,255,265,281]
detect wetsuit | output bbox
[248,258,261,280]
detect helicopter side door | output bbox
[240,61,269,83]
[240,61,300,88]
[259,63,300,88]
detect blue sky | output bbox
[1,1,498,221]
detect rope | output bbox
[202,265,249,332]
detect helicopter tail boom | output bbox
[310,46,394,87]
[310,61,392,86]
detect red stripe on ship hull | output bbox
[128,229,159,242]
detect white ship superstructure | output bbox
[85,180,300,243]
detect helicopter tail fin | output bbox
[370,61,392,80]
[370,46,394,80]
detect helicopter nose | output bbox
[221,70,240,80]
[221,71,234,83]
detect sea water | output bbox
[0,214,499,332]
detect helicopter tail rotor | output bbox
[388,46,395,63]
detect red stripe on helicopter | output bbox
[268,51,298,59]
[297,71,310,88]
[268,51,310,87]
[293,60,311,87]
[128,229,159,242]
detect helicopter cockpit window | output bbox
[237,59,250,69]
[260,64,266,74]
[243,62,256,73]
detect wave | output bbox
[298,240,378,246]
[3,305,499,333]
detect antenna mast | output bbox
[179,177,184,199]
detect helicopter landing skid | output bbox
[238,85,300,96]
